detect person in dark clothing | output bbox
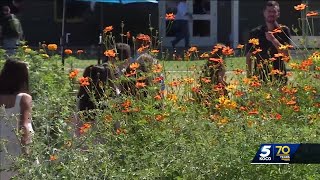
[245,1,291,84]
[171,0,192,49]
[0,6,23,55]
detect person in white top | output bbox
[171,0,192,49]
[0,59,33,180]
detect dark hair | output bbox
[0,59,29,94]
[77,64,115,111]
[2,6,10,12]
[264,1,280,11]
[116,43,131,61]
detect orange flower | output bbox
[249,38,259,46]
[151,49,159,53]
[136,34,151,42]
[104,49,116,57]
[152,64,163,73]
[137,45,149,53]
[222,46,234,56]
[239,106,247,111]
[137,76,146,81]
[103,25,113,33]
[77,49,84,54]
[252,48,262,55]
[294,3,307,11]
[78,77,90,86]
[269,69,284,75]
[201,77,211,83]
[214,44,224,49]
[274,53,284,58]
[293,105,300,112]
[152,76,163,83]
[200,52,210,58]
[275,113,282,120]
[69,69,79,79]
[116,128,127,135]
[191,86,200,93]
[154,94,162,100]
[188,46,198,52]
[248,110,259,115]
[286,100,296,105]
[270,28,282,34]
[281,56,290,63]
[125,70,136,77]
[234,90,244,97]
[50,155,58,161]
[64,49,72,55]
[121,100,131,108]
[166,13,175,20]
[237,44,244,49]
[233,68,244,75]
[209,58,223,64]
[213,83,225,91]
[135,82,146,89]
[155,114,165,121]
[210,48,219,55]
[130,62,140,70]
[250,81,261,88]
[307,11,319,17]
[168,80,181,87]
[48,44,58,51]
[79,123,92,134]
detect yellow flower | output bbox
[41,54,49,59]
[217,117,229,126]
[278,44,289,50]
[130,62,140,70]
[225,84,237,91]
[24,48,32,53]
[200,52,210,58]
[265,93,271,100]
[167,93,178,102]
[183,77,194,84]
[249,38,259,46]
[227,101,237,109]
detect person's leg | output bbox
[171,20,184,48]
[183,20,190,49]
[3,38,18,55]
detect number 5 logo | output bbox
[260,145,271,157]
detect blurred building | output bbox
[1,0,159,48]
[159,0,320,48]
[1,0,319,49]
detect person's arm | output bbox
[265,27,291,56]
[20,94,33,154]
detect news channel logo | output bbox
[251,144,300,164]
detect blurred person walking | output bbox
[171,0,192,50]
[0,6,23,55]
